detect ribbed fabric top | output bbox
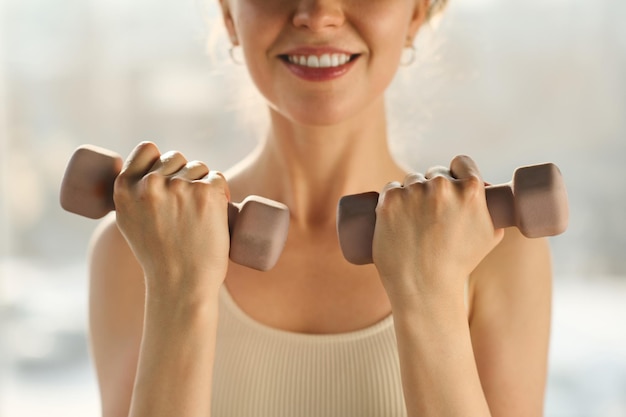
[211,285,406,417]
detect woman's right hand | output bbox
[113,142,231,300]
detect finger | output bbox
[120,142,161,179]
[402,172,426,187]
[377,181,402,208]
[381,180,402,194]
[449,155,483,181]
[425,165,454,180]
[171,160,210,181]
[150,150,188,176]
[199,171,231,202]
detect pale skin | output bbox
[88,0,552,416]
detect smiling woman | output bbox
[83,1,554,417]
[3,0,626,415]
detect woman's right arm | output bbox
[88,214,145,417]
[88,142,230,417]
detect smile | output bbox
[283,53,357,68]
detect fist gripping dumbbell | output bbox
[60,145,290,271]
[336,163,569,265]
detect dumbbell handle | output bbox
[336,163,569,265]
[59,145,244,221]
[60,145,290,271]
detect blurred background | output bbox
[1,0,625,415]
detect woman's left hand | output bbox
[372,155,504,305]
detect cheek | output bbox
[235,0,287,40]
[357,5,414,64]
[235,4,284,68]
[362,24,409,88]
[234,22,278,96]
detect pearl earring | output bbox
[229,44,245,65]
[400,44,416,67]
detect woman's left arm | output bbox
[373,156,551,417]
[389,230,552,417]
[468,229,552,417]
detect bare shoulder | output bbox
[222,149,265,202]
[88,213,145,417]
[89,212,144,282]
[88,213,145,315]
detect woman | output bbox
[88,0,552,416]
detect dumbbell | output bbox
[336,163,569,265]
[60,145,290,271]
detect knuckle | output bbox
[191,182,213,201]
[113,176,131,205]
[210,171,228,186]
[465,174,482,188]
[143,170,161,184]
[137,172,165,207]
[384,187,403,202]
[142,171,164,196]
[425,165,449,178]
[425,177,454,209]
[115,170,132,188]
[403,173,415,183]
[377,186,412,218]
[429,174,453,189]
[405,181,426,195]
[197,172,229,200]
[462,175,483,197]
[382,184,403,201]
[403,172,425,186]
[168,176,188,193]
[114,169,141,201]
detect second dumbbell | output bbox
[336,163,569,265]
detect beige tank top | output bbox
[211,285,407,416]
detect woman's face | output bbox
[220,0,426,126]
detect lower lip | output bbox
[282,56,359,82]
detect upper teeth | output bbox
[287,54,352,68]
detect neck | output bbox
[227,98,407,232]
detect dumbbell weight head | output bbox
[229,195,291,271]
[336,192,378,266]
[509,163,569,238]
[485,163,569,238]
[60,145,123,219]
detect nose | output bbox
[292,0,345,32]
